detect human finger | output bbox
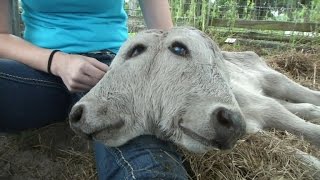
[72,73,100,87]
[80,62,106,80]
[67,79,92,92]
[87,58,109,72]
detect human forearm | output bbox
[0,33,54,73]
[0,0,54,73]
[0,0,108,92]
[0,33,108,92]
[138,0,173,30]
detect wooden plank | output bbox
[225,31,319,44]
[234,38,316,53]
[127,0,139,16]
[9,0,21,37]
[209,18,320,32]
[235,38,289,49]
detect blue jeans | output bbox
[0,58,188,180]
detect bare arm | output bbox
[0,0,53,73]
[138,0,173,30]
[0,0,107,92]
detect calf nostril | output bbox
[70,105,84,124]
[216,108,233,128]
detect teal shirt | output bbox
[21,0,128,53]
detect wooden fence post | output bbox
[127,0,139,16]
[10,0,21,37]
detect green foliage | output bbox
[167,0,320,26]
[164,0,319,45]
[310,0,320,22]
[125,0,319,45]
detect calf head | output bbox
[69,27,246,153]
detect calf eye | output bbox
[169,42,189,57]
[128,44,146,58]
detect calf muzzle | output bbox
[212,107,246,149]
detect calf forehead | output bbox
[109,27,229,87]
[168,28,224,58]
[115,27,224,65]
[111,30,162,66]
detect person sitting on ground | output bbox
[0,0,188,179]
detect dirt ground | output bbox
[0,123,96,180]
[1,43,320,180]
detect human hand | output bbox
[50,52,108,92]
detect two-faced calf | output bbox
[69,27,320,154]
[69,27,246,153]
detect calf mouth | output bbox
[179,122,236,150]
[72,126,111,141]
[88,129,104,141]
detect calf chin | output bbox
[175,102,245,152]
[69,96,146,147]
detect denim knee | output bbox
[94,135,188,180]
[0,59,71,131]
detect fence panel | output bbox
[10,0,21,37]
[126,0,320,43]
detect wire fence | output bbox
[126,0,320,44]
[12,0,320,44]
[171,0,319,22]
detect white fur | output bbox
[69,27,320,154]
